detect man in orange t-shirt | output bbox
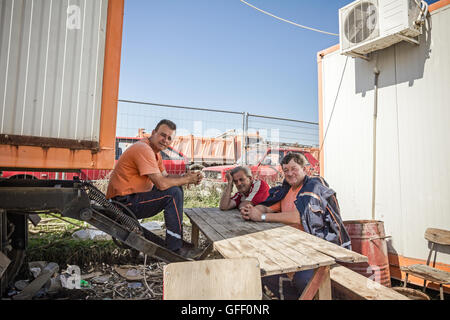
[106,119,202,257]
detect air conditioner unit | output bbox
[339,0,423,58]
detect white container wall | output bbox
[0,0,108,141]
[320,4,450,264]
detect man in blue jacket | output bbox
[240,152,351,299]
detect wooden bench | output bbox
[401,228,450,300]
[330,265,410,300]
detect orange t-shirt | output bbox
[106,138,165,199]
[269,184,304,231]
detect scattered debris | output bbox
[72,229,112,241]
[81,271,103,280]
[114,265,144,281]
[14,280,30,291]
[47,277,62,294]
[6,224,210,300]
[128,282,142,289]
[29,261,48,278]
[141,221,163,231]
[91,275,111,284]
[12,262,59,300]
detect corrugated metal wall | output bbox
[0,0,108,141]
[321,5,450,263]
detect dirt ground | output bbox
[8,225,220,300]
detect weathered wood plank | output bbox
[199,208,284,237]
[424,228,450,246]
[317,267,332,300]
[401,264,450,284]
[184,208,224,242]
[250,229,334,271]
[190,208,236,240]
[163,258,262,300]
[299,266,330,300]
[330,265,410,300]
[264,226,368,263]
[190,222,200,247]
[204,208,263,236]
[215,228,336,276]
[214,237,286,276]
[243,233,304,274]
[0,252,11,278]
[197,208,257,236]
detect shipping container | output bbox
[0,0,124,170]
[317,0,450,291]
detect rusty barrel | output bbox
[340,220,391,287]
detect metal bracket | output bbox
[346,51,371,61]
[397,34,420,45]
[88,208,189,263]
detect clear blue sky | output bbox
[118,0,439,125]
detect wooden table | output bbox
[184,207,368,300]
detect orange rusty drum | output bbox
[340,220,392,287]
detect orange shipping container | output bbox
[0,0,124,171]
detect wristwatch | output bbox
[261,213,266,222]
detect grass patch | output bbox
[26,231,133,269]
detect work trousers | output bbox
[262,269,314,300]
[118,186,184,251]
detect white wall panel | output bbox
[321,5,450,263]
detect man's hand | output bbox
[185,171,203,185]
[240,204,262,221]
[225,171,233,185]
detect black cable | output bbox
[320,56,349,154]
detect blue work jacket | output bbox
[260,175,352,250]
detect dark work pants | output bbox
[262,269,315,300]
[120,186,184,251]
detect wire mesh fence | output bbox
[1,100,319,184]
[116,100,320,185]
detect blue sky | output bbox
[118,0,439,126]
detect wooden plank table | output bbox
[184,207,368,300]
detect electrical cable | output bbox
[239,0,339,36]
[414,0,429,25]
[143,254,154,299]
[319,56,349,154]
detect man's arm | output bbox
[241,205,300,225]
[219,172,237,210]
[163,170,185,178]
[148,171,202,191]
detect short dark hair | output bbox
[229,166,252,178]
[155,119,176,131]
[281,152,307,167]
